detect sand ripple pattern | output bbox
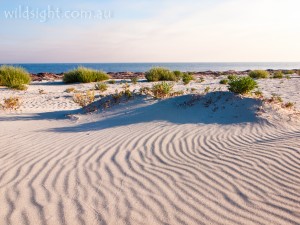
[0,120,300,225]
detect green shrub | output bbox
[227,75,237,81]
[63,67,110,83]
[173,71,183,80]
[273,71,283,79]
[145,67,177,82]
[248,70,269,79]
[220,79,229,85]
[182,73,194,85]
[228,76,257,94]
[151,82,174,98]
[95,82,108,92]
[0,65,31,90]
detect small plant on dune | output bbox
[151,82,174,99]
[145,67,178,82]
[266,94,283,104]
[197,77,205,83]
[285,75,291,80]
[139,86,151,95]
[227,74,238,81]
[220,79,229,85]
[65,87,76,93]
[73,90,95,107]
[191,88,197,92]
[173,70,183,80]
[273,71,283,79]
[112,89,123,103]
[0,96,21,110]
[108,79,116,84]
[122,83,133,99]
[95,82,108,92]
[284,102,295,109]
[63,67,110,84]
[254,90,263,98]
[38,89,46,94]
[182,73,194,85]
[204,87,210,93]
[171,90,184,97]
[131,77,138,84]
[0,65,31,90]
[228,76,257,95]
[249,70,269,79]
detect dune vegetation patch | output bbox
[228,76,257,95]
[63,67,110,84]
[249,70,269,79]
[0,65,31,90]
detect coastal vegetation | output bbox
[0,96,21,110]
[249,70,269,79]
[145,67,178,82]
[228,76,257,94]
[63,67,110,83]
[0,65,31,90]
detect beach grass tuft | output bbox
[0,65,31,90]
[63,67,110,83]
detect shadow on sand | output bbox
[0,92,265,132]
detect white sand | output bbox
[1,76,300,225]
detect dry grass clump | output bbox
[63,67,110,83]
[0,96,21,110]
[73,90,95,107]
[283,102,295,109]
[0,65,31,90]
[65,87,76,93]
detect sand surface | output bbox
[1,76,300,225]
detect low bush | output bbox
[0,96,21,110]
[95,82,108,92]
[0,65,31,90]
[227,75,237,81]
[173,71,183,80]
[73,90,95,107]
[273,71,283,79]
[145,67,177,82]
[220,79,229,85]
[248,70,269,79]
[182,73,194,85]
[204,87,210,93]
[228,76,257,94]
[63,67,110,83]
[151,82,174,98]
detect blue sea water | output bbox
[1,62,300,74]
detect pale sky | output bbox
[1,0,300,63]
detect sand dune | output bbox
[1,78,300,225]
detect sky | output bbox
[0,0,300,63]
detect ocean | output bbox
[1,62,300,74]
